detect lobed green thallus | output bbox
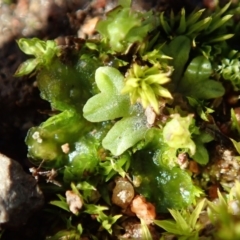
[15,0,240,238]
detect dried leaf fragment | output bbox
[61,143,70,154]
[66,190,83,215]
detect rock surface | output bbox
[0,153,44,228]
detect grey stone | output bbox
[0,153,44,228]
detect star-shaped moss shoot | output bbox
[121,63,172,113]
[14,38,61,77]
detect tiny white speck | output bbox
[117,190,127,203]
[32,131,43,143]
[32,131,40,139]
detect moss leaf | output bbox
[163,35,191,87]
[179,56,225,99]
